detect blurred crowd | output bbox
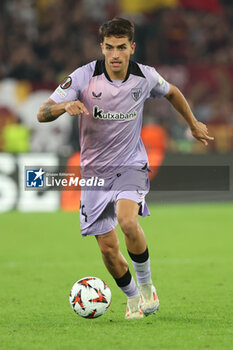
[0,0,118,83]
[0,0,233,154]
[1,0,233,82]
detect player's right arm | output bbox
[37,99,89,123]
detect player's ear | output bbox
[131,42,136,55]
[100,43,104,54]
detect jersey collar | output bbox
[93,60,145,83]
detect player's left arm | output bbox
[165,84,214,146]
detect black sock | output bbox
[128,247,149,263]
[114,268,132,287]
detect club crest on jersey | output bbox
[60,76,72,89]
[131,88,142,101]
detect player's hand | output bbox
[190,121,214,146]
[65,101,89,116]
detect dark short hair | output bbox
[99,17,135,43]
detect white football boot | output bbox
[139,283,160,316]
[125,294,143,319]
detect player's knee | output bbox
[118,216,137,236]
[99,241,119,260]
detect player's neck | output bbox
[105,62,129,81]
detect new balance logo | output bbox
[93,106,137,120]
[92,91,102,99]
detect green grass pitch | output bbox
[0,203,233,350]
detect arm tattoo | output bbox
[42,101,55,121]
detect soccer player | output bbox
[37,18,214,319]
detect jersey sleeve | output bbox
[49,61,96,103]
[49,71,80,103]
[143,65,170,99]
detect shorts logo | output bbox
[92,91,102,99]
[131,88,142,101]
[26,168,45,188]
[60,76,72,89]
[93,105,137,120]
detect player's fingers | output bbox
[196,132,214,141]
[77,102,89,115]
[66,102,89,115]
[200,138,208,146]
[201,125,208,132]
[83,106,89,115]
[200,134,214,141]
[65,107,74,115]
[78,107,89,115]
[67,106,79,115]
[65,103,76,115]
[66,106,86,115]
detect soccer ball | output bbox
[69,277,112,318]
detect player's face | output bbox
[101,36,136,80]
